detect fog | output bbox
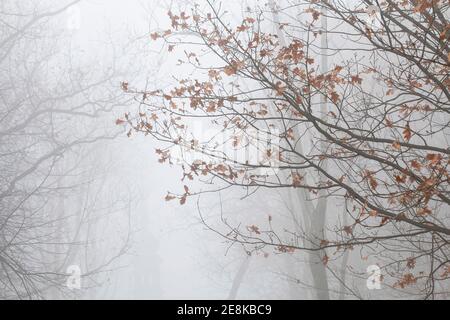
[1,0,449,300]
[70,0,242,299]
[0,0,283,300]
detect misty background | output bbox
[0,0,298,300]
[65,0,253,299]
[2,0,447,300]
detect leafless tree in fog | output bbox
[0,0,132,299]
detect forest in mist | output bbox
[0,0,449,300]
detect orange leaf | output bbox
[426,153,442,165]
[150,32,159,40]
[369,210,378,217]
[417,207,432,216]
[411,160,422,171]
[392,141,401,150]
[248,225,261,234]
[330,91,340,104]
[224,65,236,76]
[351,75,363,84]
[365,171,378,190]
[322,254,329,266]
[292,172,303,188]
[165,194,176,201]
[403,123,412,141]
[395,175,406,184]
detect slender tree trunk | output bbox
[306,3,330,300]
[338,206,350,300]
[270,0,330,300]
[227,255,251,300]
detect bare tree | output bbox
[0,0,131,299]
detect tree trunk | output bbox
[270,0,330,300]
[227,255,251,300]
